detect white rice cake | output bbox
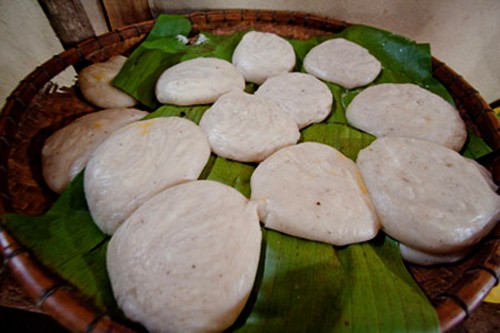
[232,31,296,84]
[304,38,381,89]
[199,91,300,162]
[400,158,498,266]
[84,117,211,235]
[346,83,467,151]
[155,57,245,106]
[42,108,148,193]
[357,137,500,254]
[107,180,261,333]
[255,72,333,128]
[250,142,380,246]
[79,55,137,108]
[399,243,472,266]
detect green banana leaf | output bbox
[1,173,118,317]
[113,15,244,109]
[3,14,494,332]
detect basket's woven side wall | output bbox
[409,59,500,332]
[0,228,137,332]
[0,21,153,333]
[0,10,499,333]
[410,223,500,331]
[432,59,500,150]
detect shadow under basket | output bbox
[1,9,499,333]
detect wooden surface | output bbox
[101,0,152,30]
[38,0,95,49]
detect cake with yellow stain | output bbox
[79,55,137,108]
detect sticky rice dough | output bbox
[84,117,210,235]
[250,142,380,246]
[399,243,473,266]
[400,158,498,266]
[199,90,300,162]
[304,38,381,89]
[255,72,333,129]
[357,137,500,254]
[42,108,148,193]
[78,55,137,108]
[155,57,245,106]
[346,83,467,151]
[107,180,261,333]
[232,31,296,84]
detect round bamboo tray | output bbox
[1,9,499,333]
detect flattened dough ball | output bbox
[155,57,245,105]
[304,38,381,89]
[399,243,473,266]
[255,72,333,128]
[232,31,296,84]
[79,55,137,108]
[84,117,211,235]
[346,83,467,151]
[251,142,380,246]
[42,108,148,193]
[107,180,262,333]
[357,137,500,254]
[199,91,300,162]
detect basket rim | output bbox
[1,9,499,333]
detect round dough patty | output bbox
[304,38,381,89]
[232,31,296,84]
[42,108,148,193]
[250,142,380,246]
[107,180,261,333]
[155,57,245,106]
[84,117,211,235]
[346,83,467,151]
[357,137,500,254]
[199,91,300,162]
[255,72,333,128]
[79,55,137,108]
[399,243,472,266]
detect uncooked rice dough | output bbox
[304,38,381,89]
[155,57,245,105]
[232,31,296,84]
[255,72,333,128]
[467,158,499,192]
[346,83,467,151]
[357,137,500,254]
[250,142,380,246]
[399,243,472,266]
[199,90,300,162]
[84,117,210,235]
[42,108,148,193]
[79,55,137,108]
[107,180,261,333]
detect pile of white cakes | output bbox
[40,30,500,333]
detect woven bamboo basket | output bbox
[0,9,499,333]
